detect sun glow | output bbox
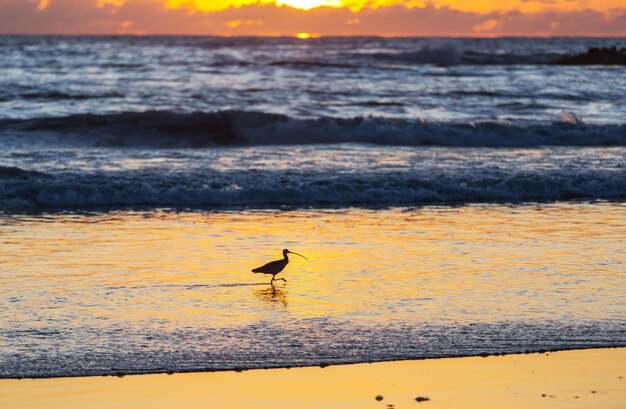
[277,0,342,10]
[166,0,342,12]
[296,32,321,39]
[165,0,626,14]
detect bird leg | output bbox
[270,276,275,286]
[276,278,287,283]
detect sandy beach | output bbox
[1,348,624,408]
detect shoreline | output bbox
[1,199,624,220]
[2,345,626,380]
[1,348,624,408]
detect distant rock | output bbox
[554,47,626,65]
[0,166,49,179]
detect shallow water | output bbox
[1,203,624,378]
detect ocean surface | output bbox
[0,36,625,378]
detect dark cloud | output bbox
[0,0,624,36]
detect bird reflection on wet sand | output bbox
[253,286,288,308]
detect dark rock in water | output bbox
[554,47,626,65]
[0,166,48,179]
[375,395,384,401]
[415,396,430,402]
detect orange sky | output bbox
[165,0,626,13]
[0,0,624,36]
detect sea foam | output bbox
[1,163,624,212]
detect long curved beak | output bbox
[288,251,308,260]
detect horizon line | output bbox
[2,33,625,38]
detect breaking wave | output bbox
[373,43,462,66]
[1,165,624,212]
[368,44,557,66]
[1,110,624,148]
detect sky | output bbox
[0,0,625,36]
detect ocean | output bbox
[0,36,624,378]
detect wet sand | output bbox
[2,205,625,378]
[1,348,624,408]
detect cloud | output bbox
[474,19,499,33]
[0,0,624,36]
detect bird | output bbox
[252,249,308,285]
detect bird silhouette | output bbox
[252,249,308,285]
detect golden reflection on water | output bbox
[0,203,624,331]
[254,286,288,308]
